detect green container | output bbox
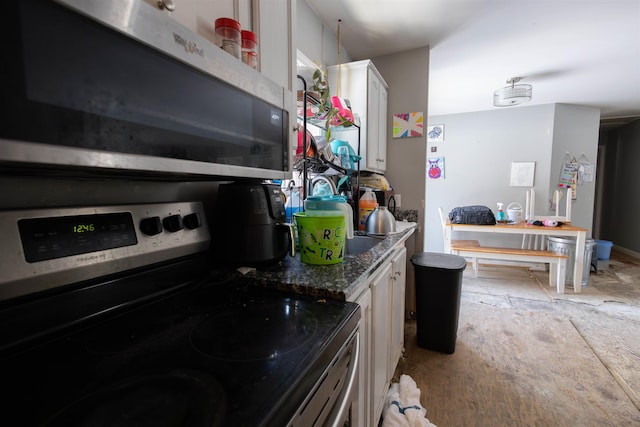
[294,212,346,265]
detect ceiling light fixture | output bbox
[493,77,532,107]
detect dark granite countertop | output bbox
[237,222,418,302]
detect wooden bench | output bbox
[451,244,569,294]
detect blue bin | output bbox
[595,240,613,260]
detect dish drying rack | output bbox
[295,75,361,195]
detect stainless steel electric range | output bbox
[0,202,360,426]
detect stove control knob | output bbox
[163,214,184,232]
[183,212,202,229]
[140,216,163,236]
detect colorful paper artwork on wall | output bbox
[427,157,445,180]
[558,162,578,188]
[392,112,423,138]
[426,124,444,142]
[558,153,579,200]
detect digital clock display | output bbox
[73,224,95,233]
[18,212,137,263]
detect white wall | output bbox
[549,104,600,229]
[295,0,351,69]
[425,104,600,253]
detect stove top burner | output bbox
[43,369,226,427]
[85,318,190,356]
[190,301,318,362]
[0,257,360,427]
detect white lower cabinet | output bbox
[349,245,407,426]
[389,247,407,377]
[352,288,371,427]
[370,260,393,424]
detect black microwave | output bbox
[0,0,290,179]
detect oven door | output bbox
[290,329,360,427]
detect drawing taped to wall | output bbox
[510,161,535,187]
[393,112,423,138]
[427,157,445,180]
[426,124,444,142]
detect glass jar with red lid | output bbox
[241,30,258,69]
[215,18,241,59]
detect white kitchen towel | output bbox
[382,374,437,427]
[382,382,406,426]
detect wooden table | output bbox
[444,221,589,292]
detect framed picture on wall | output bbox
[510,161,535,187]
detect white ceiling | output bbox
[304,0,640,122]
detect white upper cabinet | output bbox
[151,0,245,48]
[155,0,294,91]
[328,60,389,173]
[256,0,295,91]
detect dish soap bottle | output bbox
[496,202,506,222]
[358,188,379,231]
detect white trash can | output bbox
[548,236,596,287]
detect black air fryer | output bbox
[215,181,294,266]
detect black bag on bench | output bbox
[449,205,496,225]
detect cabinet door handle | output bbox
[157,0,176,11]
